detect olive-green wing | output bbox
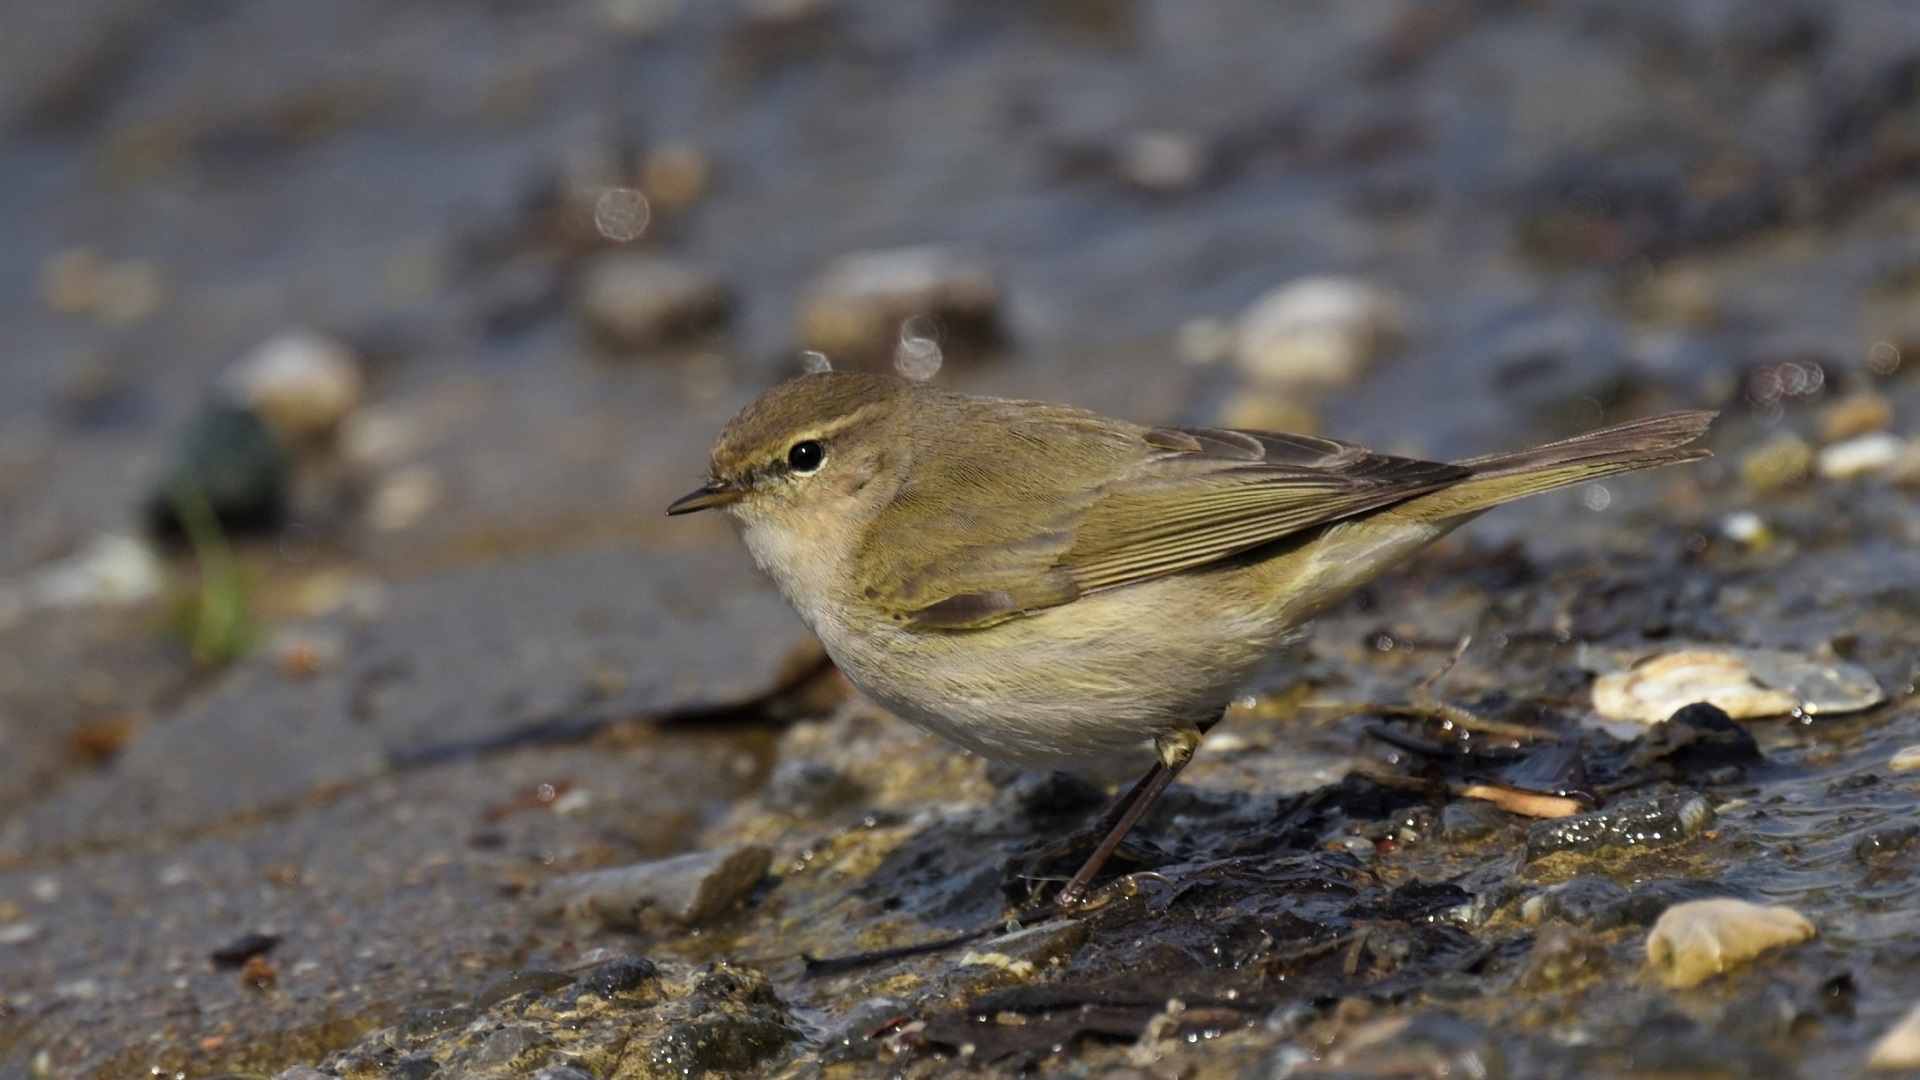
[1057,427,1467,593]
[861,418,1467,630]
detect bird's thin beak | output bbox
[666,482,745,515]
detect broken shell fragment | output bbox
[1456,784,1589,819]
[1591,647,1885,725]
[1458,741,1597,819]
[1645,898,1815,988]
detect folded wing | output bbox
[859,413,1468,630]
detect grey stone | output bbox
[540,845,773,929]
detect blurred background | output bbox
[3,0,1920,1073]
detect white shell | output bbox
[1591,647,1884,725]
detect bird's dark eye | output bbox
[786,439,825,473]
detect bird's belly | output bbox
[819,579,1289,779]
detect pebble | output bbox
[1231,276,1407,389]
[55,349,132,414]
[1816,431,1906,480]
[1890,746,1920,773]
[1116,129,1211,194]
[222,332,366,442]
[273,628,345,678]
[0,532,165,628]
[1891,441,1920,486]
[1525,792,1714,861]
[1175,317,1235,366]
[1216,392,1320,437]
[1868,1002,1920,1071]
[1645,898,1815,988]
[539,845,772,930]
[575,254,732,352]
[737,0,833,31]
[794,246,1002,368]
[640,142,711,211]
[1304,1013,1507,1080]
[1818,391,1893,442]
[41,249,166,324]
[145,401,292,539]
[337,405,425,468]
[1515,924,1609,991]
[0,921,41,946]
[1630,702,1763,778]
[1624,261,1722,328]
[1591,647,1885,724]
[760,759,863,815]
[599,0,685,37]
[1739,433,1812,492]
[42,248,101,315]
[575,955,660,999]
[1719,510,1772,548]
[365,464,444,532]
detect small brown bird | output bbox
[671,373,1713,908]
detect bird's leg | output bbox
[1054,722,1207,911]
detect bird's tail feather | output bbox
[1373,410,1716,522]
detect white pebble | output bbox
[224,332,365,441]
[1719,510,1769,546]
[0,922,41,946]
[0,533,164,623]
[1646,898,1815,988]
[338,406,424,467]
[796,246,1001,361]
[367,465,443,532]
[1890,746,1920,773]
[600,0,684,36]
[1117,129,1209,194]
[1868,1002,1920,1071]
[576,254,730,351]
[1232,276,1408,388]
[1817,432,1907,480]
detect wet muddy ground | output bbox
[3,0,1920,1077]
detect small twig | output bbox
[801,926,996,978]
[1418,634,1474,694]
[1369,700,1545,742]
